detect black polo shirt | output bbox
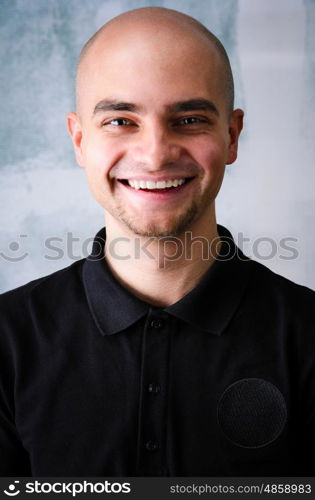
[0,225,314,477]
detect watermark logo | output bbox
[0,235,28,262]
[2,480,131,497]
[0,231,300,265]
[3,481,20,496]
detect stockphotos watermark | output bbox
[0,232,299,265]
[2,480,131,497]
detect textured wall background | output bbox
[1,0,314,292]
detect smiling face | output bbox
[68,11,243,237]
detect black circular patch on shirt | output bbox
[217,378,287,448]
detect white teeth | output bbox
[157,181,166,189]
[127,178,187,190]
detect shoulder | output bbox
[0,259,92,379]
[0,259,86,324]
[245,258,315,324]
[249,258,314,298]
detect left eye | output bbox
[177,117,204,125]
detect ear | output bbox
[67,112,85,167]
[226,109,244,165]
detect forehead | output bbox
[77,24,223,116]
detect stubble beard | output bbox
[107,179,217,238]
[118,201,200,237]
[114,184,214,237]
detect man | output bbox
[0,7,314,477]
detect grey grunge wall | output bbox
[1,0,314,292]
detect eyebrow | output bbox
[93,100,140,115]
[93,98,219,116]
[166,99,219,116]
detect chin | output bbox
[120,204,199,238]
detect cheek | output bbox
[82,136,122,182]
[193,138,228,177]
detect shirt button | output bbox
[146,440,159,452]
[150,318,164,329]
[148,383,161,394]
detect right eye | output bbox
[103,118,135,127]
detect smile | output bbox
[118,177,194,191]
[128,178,186,190]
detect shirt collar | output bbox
[83,225,253,336]
[166,226,253,335]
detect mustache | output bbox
[109,159,201,179]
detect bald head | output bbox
[76,7,234,115]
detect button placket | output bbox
[148,383,161,394]
[146,440,159,452]
[150,319,164,329]
[136,312,171,475]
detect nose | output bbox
[130,119,182,170]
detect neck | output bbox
[104,208,221,307]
